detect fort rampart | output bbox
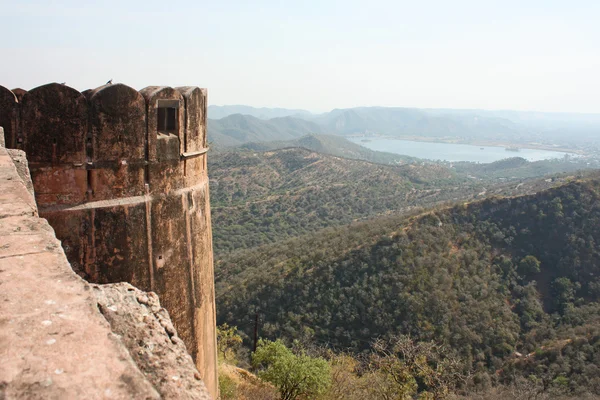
[0,82,217,398]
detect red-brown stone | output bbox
[0,83,218,398]
[0,85,17,149]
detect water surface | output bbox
[349,138,573,163]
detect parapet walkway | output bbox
[0,139,161,399]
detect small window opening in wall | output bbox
[157,100,179,134]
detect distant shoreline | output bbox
[348,135,586,155]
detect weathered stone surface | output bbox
[93,282,211,400]
[139,86,184,163]
[0,144,161,400]
[11,88,27,103]
[87,83,147,200]
[21,84,89,207]
[0,86,17,148]
[175,87,207,152]
[20,83,87,164]
[0,83,219,398]
[7,148,34,196]
[88,83,147,162]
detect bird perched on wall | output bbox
[106,79,113,85]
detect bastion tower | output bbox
[0,83,218,398]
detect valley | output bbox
[208,105,600,399]
[215,172,600,398]
[6,3,600,399]
[208,105,600,156]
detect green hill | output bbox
[311,107,522,141]
[208,105,312,120]
[240,134,415,164]
[209,147,483,257]
[208,114,322,148]
[452,156,592,180]
[216,173,600,396]
[209,146,591,259]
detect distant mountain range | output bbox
[208,114,322,147]
[312,107,522,139]
[208,105,312,120]
[207,106,600,150]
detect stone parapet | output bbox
[0,81,218,398]
[0,140,212,398]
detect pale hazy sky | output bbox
[1,0,599,113]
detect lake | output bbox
[349,137,573,163]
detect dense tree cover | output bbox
[209,148,573,259]
[216,175,600,397]
[209,148,470,256]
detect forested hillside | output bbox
[239,134,416,164]
[208,114,321,148]
[209,148,481,257]
[452,156,592,180]
[216,174,600,397]
[208,147,587,258]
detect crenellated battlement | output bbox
[0,82,208,205]
[0,82,218,398]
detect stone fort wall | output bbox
[0,82,217,398]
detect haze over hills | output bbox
[206,103,600,400]
[239,134,417,164]
[208,114,322,148]
[237,134,595,178]
[205,105,600,399]
[433,108,600,129]
[208,106,600,151]
[208,105,313,120]
[211,105,600,127]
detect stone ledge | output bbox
[0,143,211,399]
[94,283,211,400]
[0,145,160,399]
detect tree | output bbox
[518,255,541,277]
[552,277,580,313]
[252,339,331,400]
[370,335,468,399]
[217,323,243,362]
